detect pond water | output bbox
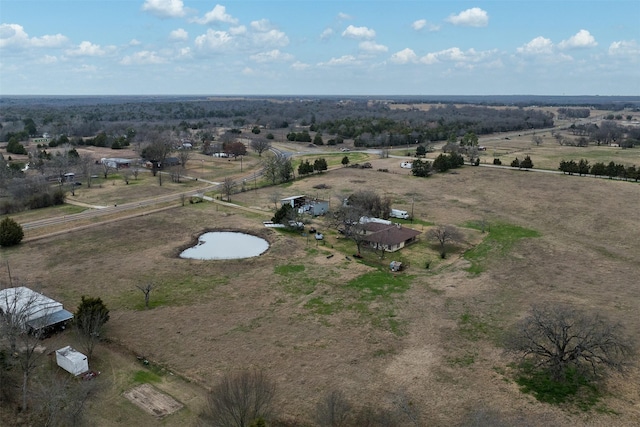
[180,231,269,260]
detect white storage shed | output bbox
[56,346,89,376]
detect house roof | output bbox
[281,195,306,201]
[362,223,421,246]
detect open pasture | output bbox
[4,157,639,425]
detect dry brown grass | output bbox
[3,154,639,425]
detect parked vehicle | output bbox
[390,209,410,219]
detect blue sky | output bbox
[1,0,639,96]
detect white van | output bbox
[390,209,410,219]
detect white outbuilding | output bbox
[55,346,89,376]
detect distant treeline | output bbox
[557,108,590,119]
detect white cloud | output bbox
[169,28,188,41]
[129,39,142,46]
[558,29,597,49]
[77,64,97,73]
[608,40,640,56]
[319,55,359,66]
[342,25,375,40]
[120,50,167,65]
[419,47,496,65]
[66,41,107,57]
[194,4,238,25]
[291,61,310,71]
[141,0,186,18]
[0,24,68,49]
[250,49,293,63]
[252,29,289,48]
[359,41,388,54]
[194,29,233,51]
[237,20,288,48]
[390,48,418,64]
[320,28,334,40]
[250,19,272,32]
[446,7,489,27]
[39,55,58,64]
[517,36,554,55]
[412,19,440,32]
[338,12,352,20]
[31,34,68,48]
[242,67,255,75]
[229,26,247,36]
[412,19,427,31]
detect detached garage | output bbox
[56,346,89,376]
[0,286,73,334]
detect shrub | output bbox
[0,217,24,247]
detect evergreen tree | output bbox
[0,217,24,247]
[520,155,534,169]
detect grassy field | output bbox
[2,129,640,425]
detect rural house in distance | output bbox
[280,195,329,216]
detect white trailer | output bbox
[56,346,89,376]
[390,209,410,219]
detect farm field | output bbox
[2,156,639,425]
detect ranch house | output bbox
[362,222,421,252]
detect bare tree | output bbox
[178,147,191,171]
[101,161,114,180]
[328,205,368,256]
[250,138,271,157]
[426,225,464,259]
[144,131,174,184]
[0,286,50,411]
[199,369,276,427]
[33,370,97,427]
[506,304,634,382]
[268,190,281,211]
[136,283,153,309]
[346,190,392,219]
[221,177,236,202]
[315,390,351,427]
[389,388,420,426]
[532,135,543,146]
[78,155,96,188]
[121,168,133,185]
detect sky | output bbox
[1,0,639,96]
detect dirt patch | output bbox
[123,383,183,418]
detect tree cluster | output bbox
[432,152,465,173]
[559,159,639,181]
[510,155,533,169]
[261,154,294,185]
[286,130,312,142]
[566,121,640,147]
[557,108,590,119]
[298,158,328,176]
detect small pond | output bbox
[180,231,269,260]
